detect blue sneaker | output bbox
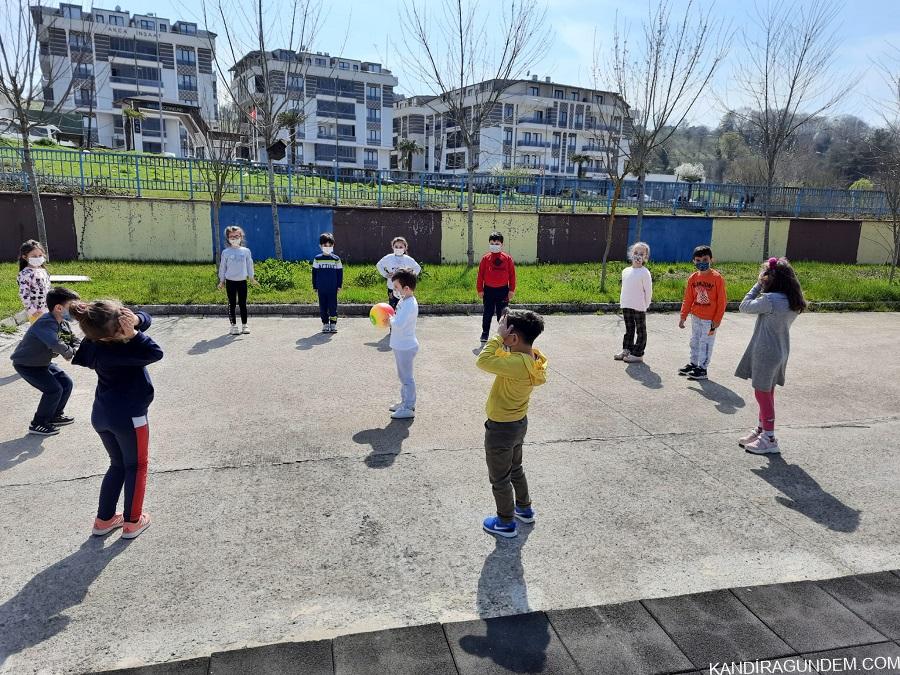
[482,516,517,538]
[514,506,535,523]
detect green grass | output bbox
[2,261,898,319]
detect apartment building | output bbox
[230,50,397,169]
[392,76,631,178]
[31,2,217,155]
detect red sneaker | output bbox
[92,514,124,536]
[122,513,151,539]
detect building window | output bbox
[109,15,124,26]
[178,74,198,91]
[288,75,303,91]
[176,22,197,35]
[353,64,359,71]
[365,149,377,163]
[69,32,91,51]
[559,110,568,126]
[575,112,584,126]
[159,24,167,32]
[366,107,381,122]
[339,61,349,70]
[554,89,564,99]
[570,92,578,100]
[529,86,539,96]
[535,110,544,121]
[504,128,512,143]
[315,57,326,66]
[366,84,379,100]
[318,125,332,137]
[140,20,156,30]
[367,129,381,143]
[62,5,82,19]
[369,64,381,73]
[176,47,196,65]
[592,94,603,105]
[74,62,93,78]
[94,14,105,23]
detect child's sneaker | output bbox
[687,367,708,380]
[241,324,250,334]
[389,402,416,412]
[482,516,517,538]
[50,414,75,426]
[514,506,535,523]
[390,407,415,419]
[330,324,338,333]
[744,435,780,455]
[28,422,59,436]
[623,354,643,363]
[229,324,240,335]
[738,427,762,448]
[122,513,151,539]
[614,349,630,361]
[92,513,124,536]
[321,324,330,333]
[678,363,696,376]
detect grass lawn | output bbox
[2,261,898,319]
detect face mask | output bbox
[62,310,72,321]
[322,246,333,255]
[489,244,502,253]
[394,248,405,256]
[228,238,242,247]
[392,288,402,299]
[28,256,45,267]
[632,254,644,264]
[695,261,710,271]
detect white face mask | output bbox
[321,246,333,255]
[489,244,502,253]
[28,256,46,267]
[394,248,406,256]
[228,238,242,247]
[392,288,402,299]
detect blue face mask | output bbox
[62,311,72,321]
[695,261,710,271]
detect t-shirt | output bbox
[680,270,727,323]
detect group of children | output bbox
[12,229,806,540]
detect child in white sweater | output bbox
[376,237,421,310]
[388,268,419,419]
[615,242,653,363]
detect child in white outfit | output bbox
[388,268,419,419]
[616,242,653,363]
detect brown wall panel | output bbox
[0,192,77,261]
[786,218,861,264]
[537,213,629,263]
[332,207,442,263]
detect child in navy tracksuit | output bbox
[312,232,343,333]
[71,301,163,540]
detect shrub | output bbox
[255,258,295,290]
[352,267,383,287]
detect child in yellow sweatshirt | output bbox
[476,309,548,538]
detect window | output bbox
[62,5,82,19]
[503,128,512,143]
[176,22,197,35]
[318,125,332,137]
[176,47,195,65]
[317,99,355,119]
[135,40,158,58]
[158,24,167,32]
[366,107,381,122]
[178,74,197,91]
[315,57,326,66]
[554,89,564,99]
[570,92,578,100]
[369,64,381,73]
[592,94,603,105]
[523,132,532,143]
[94,14,105,23]
[337,124,355,137]
[74,62,93,78]
[367,129,381,143]
[140,20,155,30]
[575,112,584,126]
[529,86,539,96]
[365,149,377,163]
[339,61,349,70]
[366,84,379,99]
[353,64,359,71]
[504,104,513,119]
[288,75,303,91]
[559,110,568,126]
[253,75,264,93]
[109,15,124,26]
[69,32,90,50]
[534,110,544,121]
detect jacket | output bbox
[312,253,343,293]
[476,335,547,422]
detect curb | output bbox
[0,309,28,329]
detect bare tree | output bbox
[732,0,851,258]
[0,1,91,255]
[203,0,322,260]
[400,0,548,265]
[871,45,900,282]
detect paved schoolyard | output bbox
[0,312,898,674]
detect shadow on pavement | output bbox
[625,362,663,389]
[188,334,236,355]
[363,332,391,353]
[0,373,21,387]
[0,435,46,472]
[687,379,746,414]
[751,454,861,532]
[0,537,129,668]
[353,419,412,468]
[296,332,333,350]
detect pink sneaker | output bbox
[738,427,762,447]
[92,514,124,536]
[744,435,780,455]
[122,513,151,539]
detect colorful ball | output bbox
[369,302,395,328]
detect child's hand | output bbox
[337,287,342,294]
[120,308,140,328]
[678,319,686,329]
[217,281,225,290]
[498,312,511,338]
[251,278,260,287]
[711,321,720,330]
[477,290,484,298]
[507,291,515,302]
[118,311,138,338]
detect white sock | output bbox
[764,431,776,440]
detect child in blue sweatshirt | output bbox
[312,232,343,333]
[71,300,163,540]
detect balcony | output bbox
[517,115,547,125]
[110,76,162,88]
[515,162,549,170]
[581,144,610,152]
[176,58,197,67]
[366,94,381,102]
[517,139,550,148]
[364,159,378,168]
[73,97,97,107]
[316,110,357,121]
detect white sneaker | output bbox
[744,434,780,455]
[391,408,415,419]
[614,349,629,361]
[241,324,250,334]
[622,354,643,363]
[229,324,240,335]
[738,427,762,448]
[321,325,330,333]
[389,402,416,412]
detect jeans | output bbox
[225,279,248,325]
[484,416,530,523]
[393,346,418,410]
[622,308,647,357]
[317,290,338,326]
[481,285,509,339]
[689,315,717,369]
[14,362,73,426]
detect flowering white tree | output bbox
[674,162,706,183]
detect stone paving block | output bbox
[818,573,900,639]
[642,589,794,667]
[94,658,210,674]
[546,601,693,674]
[444,611,580,675]
[208,640,332,675]
[732,580,886,652]
[801,641,900,674]
[333,623,456,675]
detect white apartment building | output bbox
[31,3,217,156]
[392,76,631,178]
[230,50,397,169]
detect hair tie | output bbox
[767,257,778,270]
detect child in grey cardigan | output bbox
[735,258,807,455]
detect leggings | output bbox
[754,388,776,432]
[95,415,150,523]
[226,279,248,325]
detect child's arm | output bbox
[33,321,74,361]
[389,300,412,331]
[72,340,96,368]
[679,278,693,323]
[311,258,318,291]
[133,310,153,333]
[246,250,257,285]
[476,335,527,378]
[644,270,653,311]
[508,257,517,296]
[713,275,727,326]
[410,256,422,276]
[91,332,164,367]
[476,257,486,295]
[376,254,390,279]
[218,253,227,284]
[18,270,42,317]
[739,282,773,314]
[336,257,343,290]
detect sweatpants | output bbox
[622,308,647,357]
[95,414,150,523]
[689,315,717,369]
[484,416,530,524]
[225,279,248,325]
[393,346,418,410]
[481,285,510,339]
[754,388,776,432]
[317,290,338,326]
[14,362,73,426]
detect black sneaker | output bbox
[28,422,60,436]
[678,363,696,376]
[50,414,75,426]
[687,367,708,380]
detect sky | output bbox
[29,0,900,127]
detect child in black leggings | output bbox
[217,225,259,335]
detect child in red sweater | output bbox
[678,245,727,380]
[477,231,516,345]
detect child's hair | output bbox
[224,225,245,243]
[46,286,80,311]
[69,299,125,341]
[506,309,544,345]
[19,239,46,271]
[391,236,408,248]
[762,257,807,313]
[489,231,504,243]
[391,267,418,290]
[627,241,650,260]
[692,245,713,259]
[320,232,335,245]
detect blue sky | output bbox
[78,0,900,126]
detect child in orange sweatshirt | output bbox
[678,245,727,381]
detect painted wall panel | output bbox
[536,214,629,262]
[0,192,77,260]
[627,216,713,262]
[216,203,332,261]
[786,219,861,264]
[711,218,791,262]
[856,221,895,265]
[441,212,539,263]
[332,208,442,263]
[74,197,213,261]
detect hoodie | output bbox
[476,335,548,422]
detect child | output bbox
[476,309,547,538]
[18,239,51,323]
[387,268,419,419]
[217,226,259,336]
[376,237,422,310]
[616,241,653,363]
[678,245,727,380]
[71,300,163,540]
[477,231,516,345]
[10,286,81,436]
[735,258,807,455]
[312,232,343,333]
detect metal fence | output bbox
[0,146,892,218]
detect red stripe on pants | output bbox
[130,423,150,521]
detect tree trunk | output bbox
[635,170,647,242]
[212,198,223,265]
[21,137,50,257]
[267,159,283,260]
[290,127,296,165]
[600,178,624,293]
[762,176,774,259]
[466,164,475,266]
[891,214,899,284]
